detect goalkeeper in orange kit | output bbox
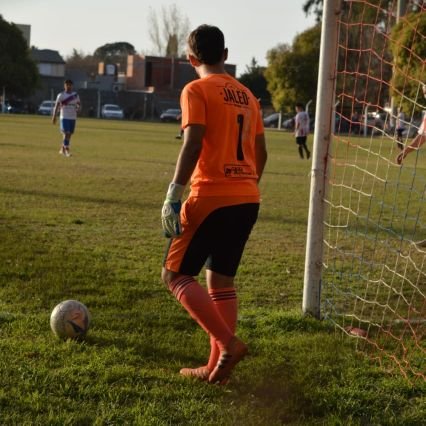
[160,24,267,384]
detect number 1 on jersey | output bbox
[237,114,244,161]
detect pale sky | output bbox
[1,0,317,76]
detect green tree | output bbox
[303,0,323,22]
[301,0,424,117]
[65,49,99,79]
[238,58,271,104]
[0,15,39,97]
[264,24,321,112]
[93,42,136,71]
[333,1,424,117]
[304,0,425,22]
[390,11,426,114]
[334,1,394,115]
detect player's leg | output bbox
[206,272,237,369]
[63,132,72,156]
[203,202,259,384]
[58,124,66,155]
[161,268,234,360]
[303,143,311,159]
[60,119,71,156]
[296,137,304,159]
[64,120,76,156]
[162,197,236,381]
[396,129,404,150]
[299,136,310,159]
[60,119,76,156]
[165,198,257,383]
[176,128,184,140]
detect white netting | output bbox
[322,0,425,381]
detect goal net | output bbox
[315,0,425,381]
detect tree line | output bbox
[1,1,424,117]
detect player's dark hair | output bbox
[64,79,73,85]
[295,103,304,110]
[188,25,225,65]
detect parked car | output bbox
[101,104,124,119]
[334,114,351,133]
[38,100,56,115]
[263,112,280,128]
[4,99,27,114]
[282,117,295,130]
[263,112,296,130]
[160,108,181,122]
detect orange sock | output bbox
[169,276,233,350]
[207,288,237,371]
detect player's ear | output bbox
[223,48,228,61]
[188,54,201,67]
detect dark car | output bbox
[5,99,26,114]
[334,114,351,133]
[160,108,181,122]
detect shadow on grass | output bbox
[0,186,157,210]
[220,313,424,425]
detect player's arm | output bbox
[396,133,426,164]
[255,133,267,182]
[172,124,204,185]
[76,96,81,113]
[52,99,60,124]
[294,116,300,134]
[161,124,205,238]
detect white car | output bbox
[38,100,56,115]
[101,104,124,119]
[160,108,181,122]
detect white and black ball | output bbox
[50,300,91,340]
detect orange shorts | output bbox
[164,195,259,277]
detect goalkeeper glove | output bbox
[162,182,185,238]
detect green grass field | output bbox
[0,115,424,425]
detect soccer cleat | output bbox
[59,148,65,155]
[208,337,247,384]
[179,366,211,381]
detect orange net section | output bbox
[322,0,425,382]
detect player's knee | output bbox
[161,268,176,288]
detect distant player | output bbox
[396,84,426,248]
[396,84,426,165]
[294,103,311,159]
[161,24,267,384]
[52,79,81,157]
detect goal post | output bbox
[303,0,342,318]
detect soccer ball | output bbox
[50,300,91,340]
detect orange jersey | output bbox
[180,73,264,198]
